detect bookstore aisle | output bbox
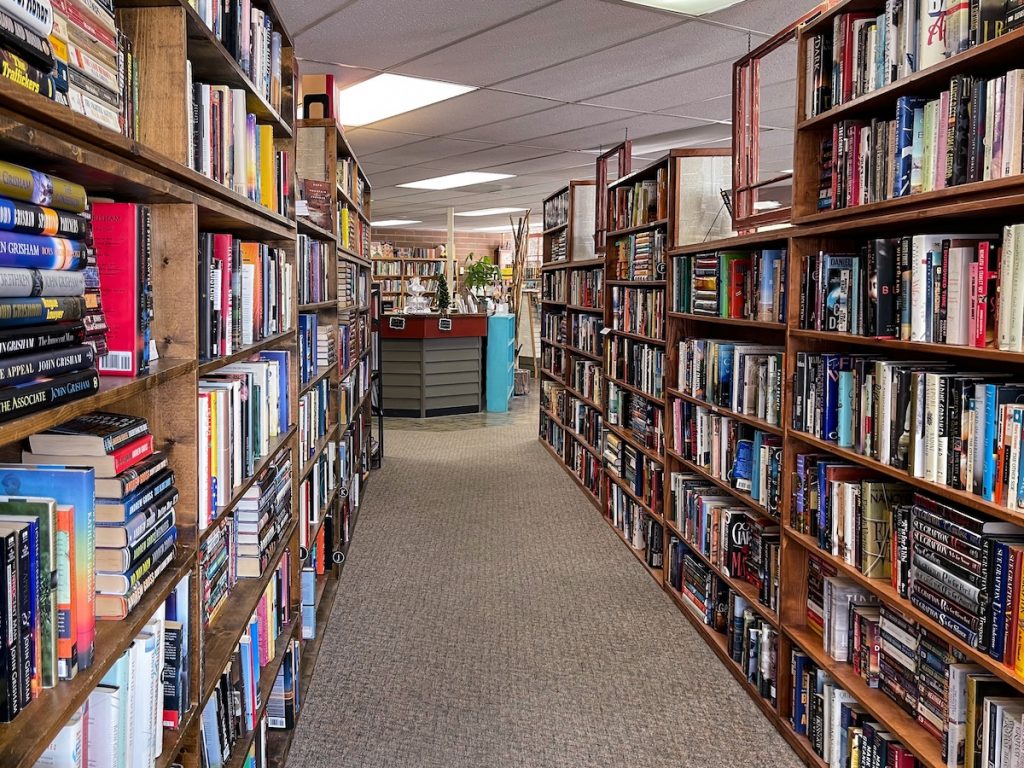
[286,393,802,768]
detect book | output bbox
[29,411,149,455]
[0,161,87,213]
[0,321,85,360]
[90,202,151,377]
[0,343,93,385]
[23,431,153,477]
[0,367,98,423]
[0,267,85,297]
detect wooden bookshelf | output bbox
[0,4,380,766]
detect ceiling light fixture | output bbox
[371,219,421,227]
[454,207,527,217]
[338,73,475,127]
[398,171,515,190]
[622,0,745,15]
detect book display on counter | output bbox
[0,3,379,767]
[533,5,1024,766]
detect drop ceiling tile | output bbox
[758,128,795,149]
[584,62,733,112]
[364,137,491,166]
[497,23,749,101]
[700,0,820,35]
[482,151,596,176]
[294,0,553,71]
[395,0,677,86]
[361,90,556,135]
[759,104,797,129]
[528,114,709,152]
[451,104,630,144]
[277,0,354,39]
[663,95,733,122]
[346,128,431,156]
[415,144,562,172]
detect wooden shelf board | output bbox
[304,488,341,563]
[566,257,605,269]
[561,381,602,412]
[201,519,299,707]
[666,448,774,518]
[562,343,602,363]
[540,407,601,458]
[0,553,196,768]
[297,217,337,241]
[543,222,569,235]
[666,388,785,436]
[790,328,1024,364]
[198,330,297,375]
[605,469,663,521]
[790,429,1024,526]
[299,364,335,397]
[298,300,338,312]
[605,421,665,464]
[604,516,665,584]
[605,375,665,406]
[0,358,195,447]
[565,303,603,314]
[608,156,670,189]
[538,438,602,511]
[300,425,341,480]
[785,528,1024,695]
[667,311,787,330]
[667,228,794,256]
[607,328,666,345]
[539,368,565,384]
[200,425,298,546]
[785,624,945,768]
[540,337,563,349]
[607,279,667,287]
[541,298,567,306]
[339,246,371,267]
[607,219,669,239]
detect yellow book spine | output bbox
[0,160,87,212]
[258,125,274,211]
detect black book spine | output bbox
[11,525,29,709]
[0,344,94,386]
[0,368,99,424]
[161,623,183,725]
[0,9,54,71]
[0,321,86,361]
[0,529,17,721]
[0,199,88,240]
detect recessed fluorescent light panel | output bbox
[398,172,514,191]
[472,225,515,232]
[371,219,421,227]
[454,207,527,217]
[623,0,744,15]
[338,74,475,126]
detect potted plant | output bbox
[435,273,451,315]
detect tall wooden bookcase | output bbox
[0,3,377,766]
[538,180,604,508]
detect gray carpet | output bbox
[286,397,804,768]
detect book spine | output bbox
[0,343,92,385]
[0,230,89,270]
[0,47,55,99]
[0,9,54,71]
[0,0,52,37]
[0,367,98,423]
[0,161,87,212]
[0,320,85,360]
[0,529,17,721]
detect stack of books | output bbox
[0,0,140,137]
[23,412,179,621]
[234,451,291,578]
[317,323,335,370]
[0,161,101,422]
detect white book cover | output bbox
[198,393,210,527]
[945,245,973,345]
[917,0,946,70]
[1010,225,1024,352]
[1000,224,1017,350]
[232,89,247,196]
[241,262,256,345]
[35,704,84,768]
[86,684,121,768]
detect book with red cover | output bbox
[91,203,151,377]
[726,257,751,319]
[23,433,154,478]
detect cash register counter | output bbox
[380,313,488,417]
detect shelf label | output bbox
[438,318,452,332]
[389,317,406,330]
[333,552,346,565]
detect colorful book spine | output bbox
[0,231,89,270]
[0,296,85,327]
[0,161,86,212]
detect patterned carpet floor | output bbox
[286,395,804,768]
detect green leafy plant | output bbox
[463,253,499,292]
[435,273,451,314]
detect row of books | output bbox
[610,285,664,340]
[188,79,291,215]
[541,311,563,346]
[609,169,668,232]
[198,351,290,529]
[0,0,141,138]
[672,249,786,323]
[604,430,663,514]
[543,188,568,231]
[540,346,565,380]
[267,638,301,731]
[38,576,190,765]
[818,70,1024,211]
[198,233,293,361]
[541,272,566,303]
[403,261,443,277]
[609,231,665,281]
[568,268,602,309]
[298,376,329,464]
[199,553,291,767]
[544,383,603,451]
[189,0,286,115]
[670,403,783,518]
[803,0,1014,119]
[201,516,234,629]
[540,414,602,499]
[298,444,337,552]
[676,338,784,427]
[607,336,664,399]
[550,229,567,263]
[566,358,602,406]
[607,484,662,566]
[669,472,780,612]
[565,313,602,357]
[607,384,663,453]
[297,235,330,306]
[792,352,1024,508]
[297,312,323,386]
[337,157,367,214]
[234,450,291,579]
[339,356,370,429]
[339,203,369,259]
[372,261,401,277]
